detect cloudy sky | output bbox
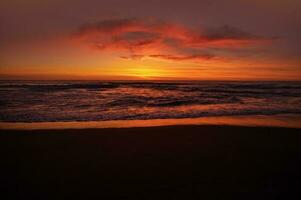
[1,0,300,80]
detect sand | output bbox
[1,125,301,199]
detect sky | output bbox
[0,0,300,80]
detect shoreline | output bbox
[1,114,301,130]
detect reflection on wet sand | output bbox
[1,114,300,130]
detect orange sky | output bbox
[1,0,300,80]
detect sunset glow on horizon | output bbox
[1,0,300,81]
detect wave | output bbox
[0,81,300,122]
[0,83,122,93]
[1,108,300,123]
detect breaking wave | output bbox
[0,80,300,122]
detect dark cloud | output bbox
[203,25,259,40]
[120,54,145,60]
[74,18,270,62]
[149,54,215,61]
[113,31,160,46]
[120,53,215,61]
[77,19,139,35]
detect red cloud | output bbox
[149,54,215,61]
[74,18,271,62]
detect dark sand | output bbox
[1,125,301,199]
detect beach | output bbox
[2,0,301,199]
[2,125,301,199]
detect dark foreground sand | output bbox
[1,125,301,200]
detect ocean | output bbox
[0,80,301,123]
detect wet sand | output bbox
[1,125,301,199]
